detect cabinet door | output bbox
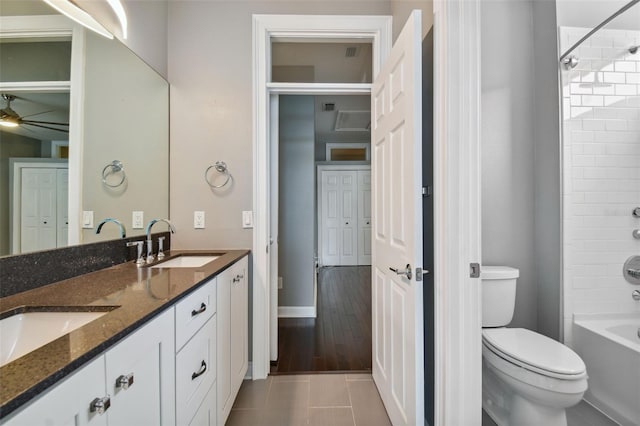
[230,257,248,392]
[105,309,175,426]
[187,381,217,426]
[177,317,216,426]
[216,266,232,426]
[2,356,107,426]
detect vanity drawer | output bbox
[176,316,216,426]
[175,277,216,350]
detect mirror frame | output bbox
[1,14,85,250]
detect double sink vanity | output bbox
[0,249,249,426]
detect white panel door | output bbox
[371,10,424,426]
[57,169,69,247]
[339,172,358,265]
[321,170,359,266]
[21,168,57,253]
[357,170,372,265]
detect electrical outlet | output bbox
[82,211,94,229]
[194,211,205,229]
[278,277,283,290]
[132,211,144,229]
[242,211,253,229]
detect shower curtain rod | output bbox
[559,0,640,63]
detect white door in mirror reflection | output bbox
[20,168,68,253]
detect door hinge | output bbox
[416,267,430,281]
[470,263,480,278]
[422,186,432,197]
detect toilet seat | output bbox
[482,328,586,380]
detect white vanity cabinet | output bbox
[174,277,217,426]
[2,308,175,426]
[217,255,249,425]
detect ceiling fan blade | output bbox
[19,109,56,119]
[21,119,70,126]
[21,122,70,133]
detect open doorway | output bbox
[272,93,373,373]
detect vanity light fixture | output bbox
[106,0,128,39]
[42,0,114,39]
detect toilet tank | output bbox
[481,266,519,327]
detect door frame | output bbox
[252,14,392,380]
[432,1,482,425]
[0,15,86,248]
[252,5,482,424]
[316,164,371,267]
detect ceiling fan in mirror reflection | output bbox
[0,94,69,134]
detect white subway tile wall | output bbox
[560,27,640,346]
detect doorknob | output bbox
[389,264,412,280]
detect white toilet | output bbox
[481,266,588,426]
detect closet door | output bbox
[56,169,69,247]
[339,172,358,265]
[357,170,372,265]
[320,170,359,266]
[21,168,57,253]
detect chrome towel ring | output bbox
[102,160,126,188]
[205,161,232,188]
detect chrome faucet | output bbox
[144,219,176,263]
[95,218,127,238]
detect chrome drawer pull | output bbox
[116,373,134,390]
[191,303,207,316]
[191,360,207,380]
[90,396,111,414]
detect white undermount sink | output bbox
[0,311,109,367]
[151,255,219,268]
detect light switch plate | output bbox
[82,211,94,229]
[194,211,205,229]
[132,211,144,229]
[242,211,253,229]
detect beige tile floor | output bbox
[227,374,392,426]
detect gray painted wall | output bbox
[481,0,564,338]
[167,1,390,251]
[481,0,538,332]
[278,96,316,307]
[532,0,561,341]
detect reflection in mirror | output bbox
[0,12,169,256]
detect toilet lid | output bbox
[482,328,586,377]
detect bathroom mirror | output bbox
[0,10,169,256]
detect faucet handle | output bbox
[126,241,145,266]
[157,236,166,259]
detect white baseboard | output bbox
[278,306,316,318]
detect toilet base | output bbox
[483,358,580,426]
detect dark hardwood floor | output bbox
[271,265,372,374]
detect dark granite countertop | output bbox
[0,249,250,419]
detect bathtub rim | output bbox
[573,312,640,353]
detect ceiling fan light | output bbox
[42,0,114,39]
[0,117,19,128]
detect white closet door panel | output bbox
[358,170,372,265]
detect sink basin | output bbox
[151,255,219,268]
[0,310,110,367]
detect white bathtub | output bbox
[573,314,640,426]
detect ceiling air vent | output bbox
[345,46,359,58]
[334,110,371,131]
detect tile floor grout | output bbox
[227,373,391,426]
